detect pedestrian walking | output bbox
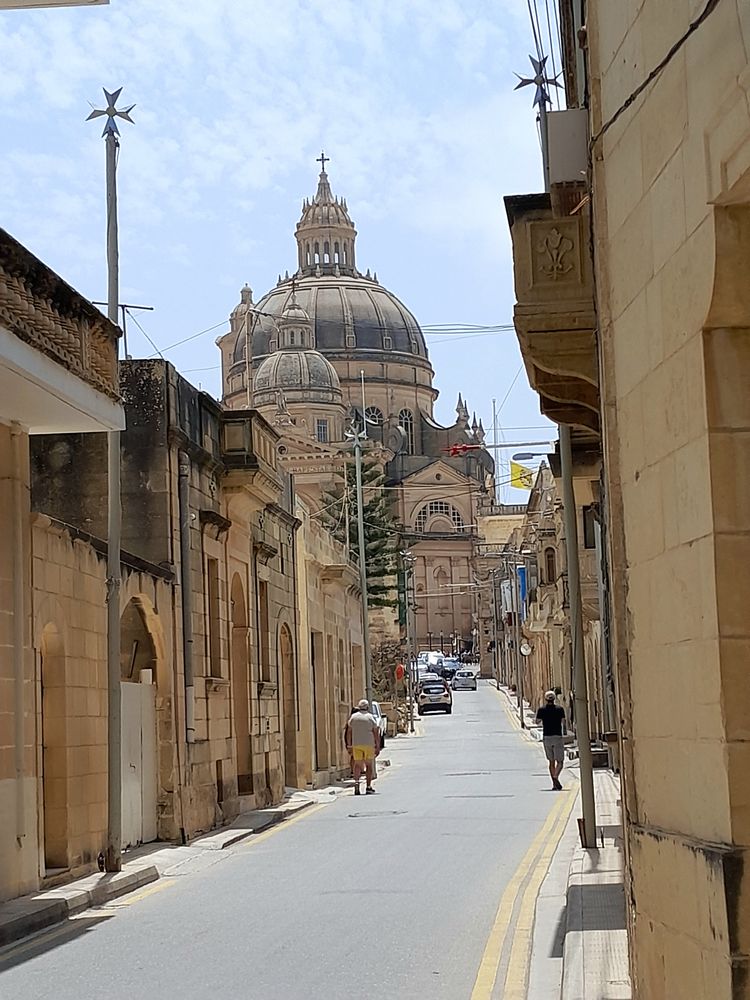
[345,698,380,795]
[536,690,566,790]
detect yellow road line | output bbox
[237,802,328,850]
[502,789,577,998]
[111,877,177,907]
[493,687,536,743]
[470,790,571,1000]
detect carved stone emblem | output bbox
[536,227,574,279]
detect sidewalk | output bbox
[528,769,631,1000]
[0,787,321,949]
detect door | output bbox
[121,681,158,848]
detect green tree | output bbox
[321,452,400,608]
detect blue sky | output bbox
[0,0,559,497]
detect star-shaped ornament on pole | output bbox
[513,54,560,108]
[86,87,135,137]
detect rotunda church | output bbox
[218,160,495,655]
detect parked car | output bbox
[417,680,453,715]
[439,657,460,680]
[370,700,387,746]
[452,668,478,691]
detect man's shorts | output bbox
[352,745,375,762]
[543,736,565,765]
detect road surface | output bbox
[0,683,574,1000]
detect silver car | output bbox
[452,668,478,691]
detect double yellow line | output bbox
[471,788,575,998]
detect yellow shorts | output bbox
[352,745,374,762]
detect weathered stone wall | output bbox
[589,2,750,995]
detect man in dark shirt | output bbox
[536,690,566,790]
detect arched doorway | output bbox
[40,624,68,873]
[279,624,298,787]
[231,574,253,796]
[120,598,158,848]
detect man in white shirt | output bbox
[345,699,380,795]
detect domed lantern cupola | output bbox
[295,153,358,277]
[275,285,315,351]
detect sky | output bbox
[0,0,560,499]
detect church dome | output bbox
[253,350,342,408]
[233,274,428,364]
[230,158,429,369]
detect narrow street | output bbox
[0,684,574,1000]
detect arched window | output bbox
[314,242,320,264]
[343,243,348,266]
[415,500,464,534]
[544,548,556,584]
[334,242,340,264]
[306,245,311,266]
[398,408,414,454]
[323,241,330,264]
[289,331,295,345]
[365,406,384,426]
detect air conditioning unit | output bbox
[547,108,589,185]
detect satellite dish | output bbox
[520,641,532,657]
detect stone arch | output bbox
[231,572,253,796]
[40,622,68,872]
[279,621,298,787]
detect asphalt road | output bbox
[0,683,562,1000]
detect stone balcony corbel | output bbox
[504,189,600,441]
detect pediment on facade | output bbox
[399,459,472,489]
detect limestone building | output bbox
[508,2,750,995]
[218,162,496,654]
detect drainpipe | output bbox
[178,452,195,743]
[11,426,25,845]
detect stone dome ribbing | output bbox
[252,349,342,407]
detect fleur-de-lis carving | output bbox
[537,227,574,279]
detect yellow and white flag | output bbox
[510,460,534,490]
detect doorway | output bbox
[231,574,253,795]
[120,599,158,849]
[280,624,297,786]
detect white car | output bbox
[370,700,388,746]
[452,669,478,691]
[417,680,453,715]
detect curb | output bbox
[0,864,159,948]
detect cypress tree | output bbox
[321,453,399,608]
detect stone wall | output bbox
[589,2,750,995]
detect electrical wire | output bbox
[527,0,544,59]
[127,309,164,359]
[149,320,228,357]
[590,0,722,150]
[543,0,560,110]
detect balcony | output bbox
[0,228,123,433]
[504,190,599,445]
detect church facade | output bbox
[218,161,496,656]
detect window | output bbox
[544,547,557,584]
[582,506,597,550]
[316,419,329,443]
[334,242,340,264]
[206,557,222,676]
[383,335,393,350]
[324,241,330,264]
[398,408,414,454]
[258,580,271,682]
[415,500,464,533]
[365,406,384,426]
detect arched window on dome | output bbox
[323,241,330,264]
[289,331,295,346]
[399,409,414,454]
[343,242,349,266]
[306,244,311,267]
[314,242,320,264]
[334,242,340,264]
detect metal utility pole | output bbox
[490,569,500,689]
[516,51,596,846]
[87,88,135,873]
[511,558,524,727]
[91,302,153,359]
[352,428,373,705]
